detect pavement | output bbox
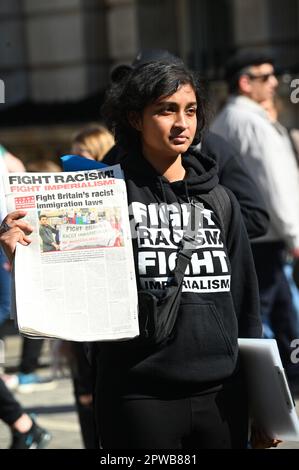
[1,327,299,450]
[0,331,83,449]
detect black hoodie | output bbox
[98,149,262,398]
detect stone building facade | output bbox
[0,0,298,158]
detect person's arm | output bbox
[219,155,269,239]
[49,225,58,235]
[225,189,262,338]
[202,132,269,240]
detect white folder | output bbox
[238,338,299,441]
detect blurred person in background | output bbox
[211,49,299,390]
[0,144,25,330]
[2,160,61,393]
[0,376,51,449]
[261,97,299,323]
[71,123,114,161]
[0,144,25,174]
[26,160,61,173]
[0,145,25,389]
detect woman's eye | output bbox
[158,107,173,115]
[186,108,196,116]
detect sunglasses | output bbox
[246,72,276,82]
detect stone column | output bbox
[105,0,138,67]
[0,0,28,106]
[231,0,270,47]
[23,0,87,102]
[175,0,191,64]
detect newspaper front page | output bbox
[3,165,139,341]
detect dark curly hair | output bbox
[102,61,206,152]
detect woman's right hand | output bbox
[0,211,34,262]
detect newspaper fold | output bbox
[3,165,139,341]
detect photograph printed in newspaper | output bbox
[2,165,139,341]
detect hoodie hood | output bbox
[121,147,219,203]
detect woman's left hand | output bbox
[250,425,282,448]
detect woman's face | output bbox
[137,83,197,162]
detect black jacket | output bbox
[103,131,269,240]
[201,132,269,240]
[98,149,262,397]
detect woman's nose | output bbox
[174,111,188,128]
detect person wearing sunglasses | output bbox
[246,71,276,82]
[211,49,299,392]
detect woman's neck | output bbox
[143,151,186,183]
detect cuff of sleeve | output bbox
[286,235,299,251]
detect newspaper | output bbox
[3,165,139,341]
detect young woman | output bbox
[0,62,279,449]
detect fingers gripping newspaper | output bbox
[3,165,139,341]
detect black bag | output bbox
[137,185,232,346]
[138,243,193,345]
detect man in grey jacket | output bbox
[211,49,299,385]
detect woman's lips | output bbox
[170,136,188,144]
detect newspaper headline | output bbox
[3,165,139,341]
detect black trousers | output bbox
[96,378,248,449]
[0,377,23,425]
[19,337,44,374]
[71,342,97,449]
[251,242,299,377]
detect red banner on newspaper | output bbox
[15,196,36,210]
